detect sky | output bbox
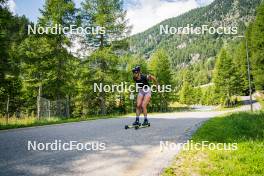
[6,0,214,35]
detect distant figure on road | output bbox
[132,66,158,126]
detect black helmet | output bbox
[132,66,140,73]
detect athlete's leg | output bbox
[142,94,151,119]
[136,93,144,120]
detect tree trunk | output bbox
[99,91,106,115]
[37,84,42,119]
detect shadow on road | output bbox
[0,116,210,176]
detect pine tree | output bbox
[79,0,129,114]
[81,0,129,48]
[179,70,195,105]
[78,48,119,115]
[0,2,29,115]
[38,0,76,100]
[149,49,174,111]
[17,0,77,117]
[232,40,250,95]
[179,81,194,105]
[213,48,240,106]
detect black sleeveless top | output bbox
[133,74,150,89]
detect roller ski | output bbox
[125,119,150,130]
[135,119,150,130]
[124,119,141,129]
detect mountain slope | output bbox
[129,0,261,69]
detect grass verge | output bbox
[0,114,125,130]
[162,111,264,176]
[0,106,193,131]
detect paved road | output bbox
[0,99,260,176]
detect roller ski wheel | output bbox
[134,122,150,130]
[125,121,141,130]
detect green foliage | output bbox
[179,70,218,105]
[201,85,219,105]
[127,55,148,74]
[213,47,241,106]
[0,114,125,130]
[251,2,264,90]
[77,48,120,115]
[17,0,78,113]
[193,111,264,143]
[179,81,195,105]
[162,112,264,176]
[129,0,261,91]
[0,4,30,114]
[39,0,75,26]
[149,49,175,110]
[232,40,250,95]
[81,0,129,48]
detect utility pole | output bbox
[245,39,253,111]
[235,35,253,112]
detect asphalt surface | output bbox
[0,99,260,176]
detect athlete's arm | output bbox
[148,75,159,86]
